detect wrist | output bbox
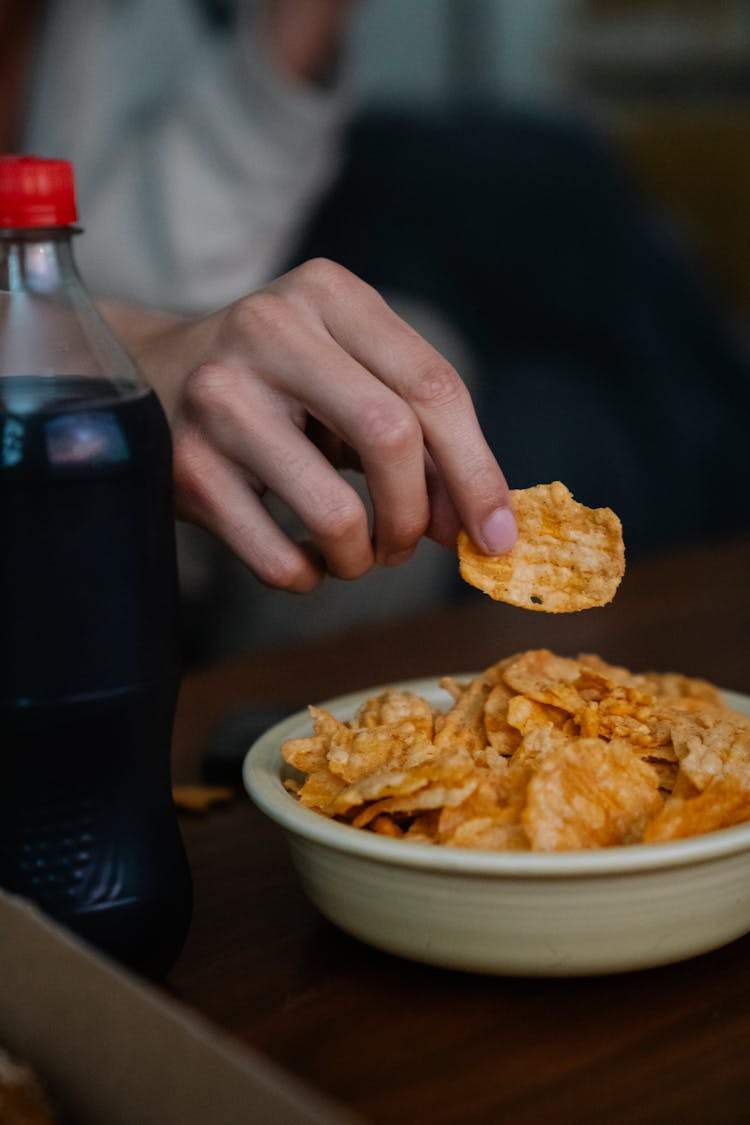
[98,300,185,356]
[98,300,191,413]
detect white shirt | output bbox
[23,0,352,313]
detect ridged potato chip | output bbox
[523,738,662,850]
[281,649,750,849]
[458,481,625,612]
[644,778,750,842]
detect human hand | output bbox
[111,259,517,592]
[261,0,355,84]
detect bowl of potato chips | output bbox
[243,650,750,977]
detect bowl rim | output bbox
[243,677,750,878]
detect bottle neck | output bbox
[0,226,144,391]
[0,227,82,296]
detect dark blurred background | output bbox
[350,0,750,331]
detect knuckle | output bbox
[394,510,430,544]
[223,291,290,342]
[297,257,357,302]
[311,494,367,544]
[183,362,241,418]
[408,357,467,411]
[378,508,429,556]
[357,400,420,460]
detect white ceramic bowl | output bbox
[243,679,750,976]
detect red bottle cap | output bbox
[0,155,78,228]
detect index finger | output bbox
[307,267,517,555]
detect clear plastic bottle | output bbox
[0,155,192,976]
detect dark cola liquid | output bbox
[0,376,192,976]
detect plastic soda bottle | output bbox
[0,155,192,976]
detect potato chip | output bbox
[438,676,470,703]
[352,779,478,829]
[578,704,653,744]
[172,785,233,813]
[577,652,634,683]
[577,655,723,704]
[330,763,428,816]
[297,768,347,813]
[370,814,405,837]
[333,748,476,818]
[458,481,625,612]
[510,724,571,774]
[354,689,435,733]
[483,682,521,755]
[281,648,749,851]
[437,767,519,829]
[281,734,329,774]
[333,723,436,784]
[644,778,750,842]
[504,651,657,745]
[404,811,441,843]
[523,738,662,850]
[670,771,701,801]
[669,715,750,792]
[447,819,529,850]
[638,672,723,706]
[304,698,437,784]
[506,694,569,736]
[642,758,679,793]
[433,672,495,757]
[502,649,586,710]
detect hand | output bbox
[107,259,517,592]
[261,0,355,84]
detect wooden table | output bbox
[168,536,750,1124]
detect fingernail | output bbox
[480,506,517,555]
